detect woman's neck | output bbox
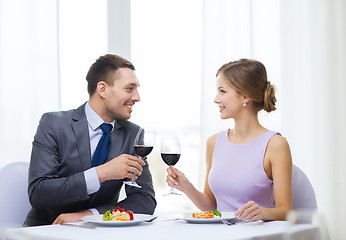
[230,112,267,144]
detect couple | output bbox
[25,54,292,226]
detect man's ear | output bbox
[96,81,107,98]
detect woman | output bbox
[166,59,292,221]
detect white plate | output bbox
[180,212,237,223]
[82,214,154,226]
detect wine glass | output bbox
[124,128,155,188]
[161,136,181,196]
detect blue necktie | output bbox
[92,123,113,167]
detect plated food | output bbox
[192,210,222,219]
[82,213,154,226]
[180,211,235,223]
[103,207,134,221]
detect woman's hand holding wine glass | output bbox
[166,166,192,193]
[161,136,182,196]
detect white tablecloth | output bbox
[3,214,320,240]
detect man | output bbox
[24,54,156,226]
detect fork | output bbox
[221,218,244,226]
[222,219,263,226]
[222,219,236,226]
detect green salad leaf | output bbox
[207,210,222,217]
[212,210,222,217]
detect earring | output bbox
[243,103,247,107]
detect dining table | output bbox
[3,212,320,240]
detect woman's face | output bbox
[214,73,244,119]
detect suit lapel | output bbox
[107,126,126,161]
[72,103,92,170]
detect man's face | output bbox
[103,68,140,121]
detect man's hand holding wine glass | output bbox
[123,128,156,188]
[96,154,145,183]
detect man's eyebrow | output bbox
[125,82,139,87]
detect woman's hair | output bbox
[216,58,276,112]
[86,54,135,96]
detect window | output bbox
[59,0,107,110]
[130,0,202,211]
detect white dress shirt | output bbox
[83,102,115,214]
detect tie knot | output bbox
[100,123,113,134]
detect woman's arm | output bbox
[235,134,293,221]
[166,134,218,210]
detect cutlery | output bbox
[222,219,263,226]
[145,216,158,222]
[155,217,179,222]
[60,222,96,229]
[221,218,245,226]
[221,219,236,226]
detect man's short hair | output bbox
[86,54,135,96]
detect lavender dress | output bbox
[208,130,279,211]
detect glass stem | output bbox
[170,187,175,194]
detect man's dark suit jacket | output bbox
[24,103,156,226]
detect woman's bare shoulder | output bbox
[207,133,218,148]
[205,133,218,165]
[267,134,292,165]
[268,134,290,151]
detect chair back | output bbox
[286,166,328,239]
[292,164,317,209]
[0,162,31,234]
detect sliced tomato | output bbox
[125,210,134,220]
[115,206,124,212]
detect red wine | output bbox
[134,145,153,157]
[161,153,180,165]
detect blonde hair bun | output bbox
[263,81,276,112]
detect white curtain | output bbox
[0,0,60,168]
[281,0,346,239]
